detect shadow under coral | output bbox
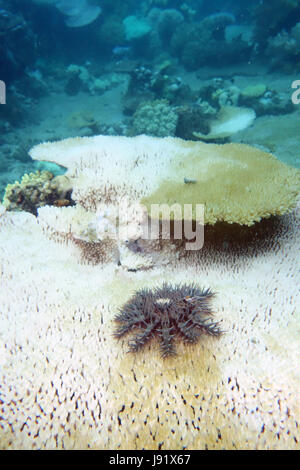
[162,209,298,262]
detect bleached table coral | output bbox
[0,136,299,449]
[0,204,299,449]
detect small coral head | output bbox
[114,283,221,358]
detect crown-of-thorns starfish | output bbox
[114,283,222,357]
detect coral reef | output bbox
[241,84,267,99]
[240,88,294,117]
[193,106,256,141]
[1,0,300,451]
[65,65,125,96]
[29,135,299,227]
[36,202,155,269]
[252,0,300,50]
[124,64,193,110]
[95,15,126,55]
[156,8,184,43]
[3,170,73,215]
[141,140,299,226]
[265,25,300,71]
[0,199,299,449]
[0,6,36,82]
[32,0,101,28]
[124,65,158,100]
[175,102,217,140]
[131,99,178,137]
[198,80,295,119]
[123,15,151,41]
[213,85,240,107]
[170,12,252,71]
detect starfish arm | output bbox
[158,326,176,357]
[113,321,139,338]
[177,320,202,343]
[192,318,222,336]
[128,322,156,352]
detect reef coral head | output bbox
[29,135,300,227]
[114,283,221,358]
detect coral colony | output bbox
[1,0,300,451]
[114,283,221,358]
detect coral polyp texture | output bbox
[29,135,300,226]
[3,170,73,215]
[114,283,221,357]
[0,203,299,450]
[0,134,299,450]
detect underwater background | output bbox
[1,0,300,204]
